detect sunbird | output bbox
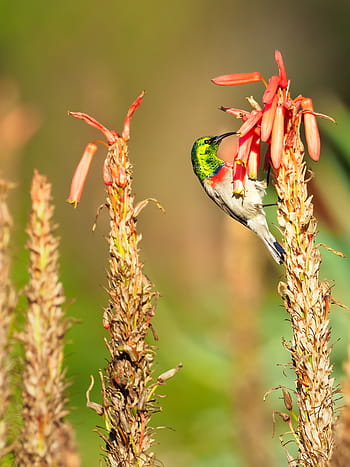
[191,132,285,264]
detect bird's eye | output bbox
[203,139,210,144]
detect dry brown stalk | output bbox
[0,180,16,461]
[17,170,79,467]
[276,114,335,466]
[330,341,350,466]
[99,136,161,466]
[67,95,176,466]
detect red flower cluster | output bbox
[67,91,145,206]
[212,50,330,195]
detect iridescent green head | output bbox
[191,132,236,182]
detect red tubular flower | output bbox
[68,112,118,145]
[238,110,263,137]
[270,102,284,169]
[301,98,320,161]
[233,160,246,195]
[122,90,145,142]
[213,50,331,192]
[237,130,254,165]
[274,50,288,88]
[67,143,98,206]
[263,76,281,104]
[67,92,144,205]
[247,131,261,179]
[261,94,278,142]
[211,72,263,86]
[220,107,250,119]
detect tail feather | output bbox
[262,237,285,264]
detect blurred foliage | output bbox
[1,0,350,466]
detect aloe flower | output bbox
[212,50,333,194]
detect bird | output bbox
[191,132,285,264]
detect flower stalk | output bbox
[101,132,159,466]
[212,51,336,465]
[17,170,78,467]
[275,116,335,466]
[0,180,16,461]
[68,93,176,466]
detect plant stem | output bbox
[0,180,16,462]
[17,170,79,467]
[99,138,159,466]
[276,115,335,466]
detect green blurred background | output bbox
[1,1,350,465]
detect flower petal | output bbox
[68,112,117,145]
[211,72,262,86]
[238,110,262,137]
[67,143,98,206]
[122,90,145,142]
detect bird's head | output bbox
[191,132,237,181]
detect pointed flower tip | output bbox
[122,90,146,142]
[211,72,262,86]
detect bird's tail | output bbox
[261,234,285,264]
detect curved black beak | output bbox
[208,131,237,145]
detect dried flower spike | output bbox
[0,180,16,460]
[17,170,78,466]
[68,93,169,465]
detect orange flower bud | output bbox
[67,143,98,206]
[211,72,262,86]
[301,98,320,161]
[270,103,284,169]
[261,94,278,142]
